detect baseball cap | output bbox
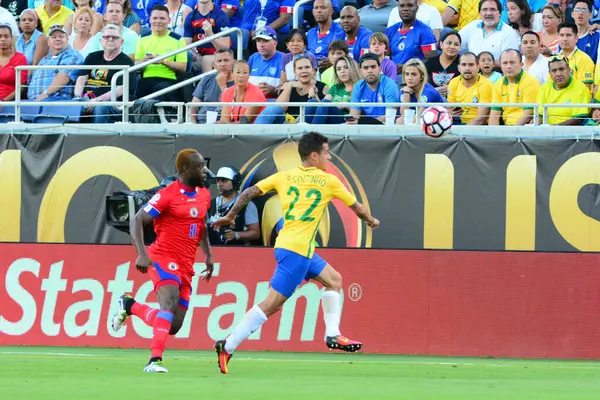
[254,26,277,41]
[215,167,238,181]
[48,24,68,35]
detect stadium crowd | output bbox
[1,0,600,125]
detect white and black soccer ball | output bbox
[420,106,453,138]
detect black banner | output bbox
[1,134,599,252]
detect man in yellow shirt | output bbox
[36,0,74,34]
[448,52,493,125]
[537,55,590,125]
[490,49,540,125]
[135,5,187,101]
[212,132,380,374]
[557,22,594,91]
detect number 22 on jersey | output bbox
[284,185,322,222]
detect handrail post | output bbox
[294,0,313,29]
[122,67,129,122]
[542,105,548,125]
[15,66,21,122]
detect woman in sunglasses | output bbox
[0,23,27,103]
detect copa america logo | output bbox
[238,141,372,248]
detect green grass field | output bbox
[2,346,600,399]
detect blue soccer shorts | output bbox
[270,249,328,298]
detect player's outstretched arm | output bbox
[130,208,154,273]
[212,185,263,230]
[350,202,380,230]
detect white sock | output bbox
[322,290,341,337]
[225,305,268,353]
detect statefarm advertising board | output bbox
[1,244,600,359]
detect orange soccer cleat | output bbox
[326,335,363,353]
[214,340,233,374]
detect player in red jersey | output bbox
[111,149,215,373]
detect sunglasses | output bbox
[102,35,122,41]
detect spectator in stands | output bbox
[348,53,400,125]
[210,0,242,30]
[240,0,293,44]
[17,9,48,65]
[184,0,231,73]
[425,31,461,99]
[280,29,318,85]
[219,59,266,124]
[536,54,590,125]
[87,1,138,60]
[521,30,548,84]
[36,0,73,34]
[359,0,398,34]
[255,55,328,124]
[94,0,141,34]
[386,0,437,75]
[307,0,344,67]
[65,0,103,35]
[447,52,493,125]
[248,26,283,99]
[167,0,191,37]
[309,55,361,124]
[459,0,521,62]
[556,22,594,91]
[505,0,542,35]
[388,0,443,41]
[501,0,546,26]
[442,0,480,31]
[69,7,94,58]
[572,0,599,64]
[27,24,82,100]
[397,58,443,124]
[489,48,540,125]
[368,33,397,81]
[0,4,19,35]
[189,47,234,123]
[337,5,372,61]
[539,4,563,56]
[74,24,134,122]
[0,23,27,102]
[478,51,502,82]
[319,40,348,88]
[135,5,187,101]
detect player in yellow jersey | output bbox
[212,132,380,374]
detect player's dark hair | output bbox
[298,132,329,161]
[285,28,308,45]
[479,50,495,62]
[328,40,349,54]
[478,0,502,12]
[521,30,540,42]
[176,149,199,174]
[215,47,234,57]
[506,0,533,30]
[459,51,478,64]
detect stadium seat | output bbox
[18,104,42,122]
[38,104,83,123]
[33,115,68,124]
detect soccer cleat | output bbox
[326,335,363,353]
[143,360,168,373]
[215,340,232,374]
[111,294,134,332]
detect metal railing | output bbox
[110,27,243,121]
[294,0,314,29]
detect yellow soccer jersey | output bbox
[448,0,479,30]
[447,75,493,124]
[491,70,540,126]
[560,48,594,85]
[537,77,590,125]
[255,166,357,258]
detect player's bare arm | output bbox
[350,202,380,229]
[199,223,215,282]
[130,208,154,273]
[212,185,263,230]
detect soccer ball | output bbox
[420,106,452,138]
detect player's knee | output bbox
[160,296,179,314]
[169,322,182,335]
[259,300,283,317]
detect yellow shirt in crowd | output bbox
[448,0,480,30]
[537,77,591,125]
[559,48,594,86]
[447,74,493,124]
[35,6,74,35]
[491,70,540,126]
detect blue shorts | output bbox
[270,249,328,298]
